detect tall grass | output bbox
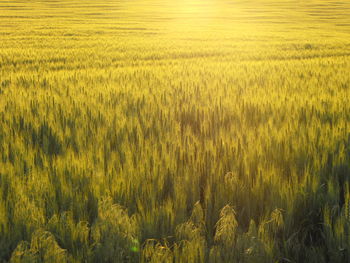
[0,0,350,262]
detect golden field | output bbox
[0,0,350,262]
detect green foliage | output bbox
[0,0,350,262]
[91,197,139,262]
[10,229,69,263]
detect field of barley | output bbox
[0,0,350,262]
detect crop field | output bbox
[0,0,350,262]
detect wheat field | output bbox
[0,0,350,262]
